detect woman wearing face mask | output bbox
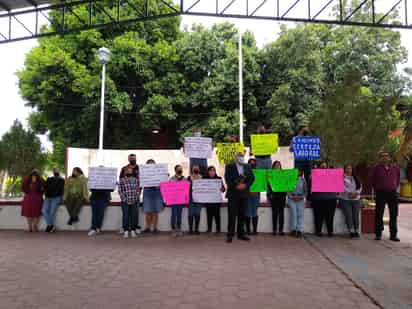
[245,158,260,235]
[188,165,203,235]
[311,162,338,237]
[340,164,362,239]
[267,161,287,236]
[142,159,164,234]
[21,170,45,232]
[170,165,186,237]
[63,167,89,226]
[204,166,225,233]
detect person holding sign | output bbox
[224,151,255,243]
[142,159,164,234]
[169,165,187,237]
[340,164,362,239]
[204,166,225,233]
[287,169,307,238]
[267,161,287,236]
[119,154,140,234]
[245,159,260,235]
[370,151,401,242]
[311,162,338,237]
[118,167,140,239]
[64,168,89,226]
[253,126,273,169]
[188,165,203,235]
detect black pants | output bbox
[312,199,336,235]
[207,203,221,232]
[227,194,247,238]
[271,198,285,233]
[375,191,398,237]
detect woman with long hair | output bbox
[21,169,45,232]
[63,167,89,226]
[340,164,362,238]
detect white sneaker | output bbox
[131,231,137,238]
[135,228,141,235]
[119,228,124,234]
[88,230,97,237]
[124,231,129,239]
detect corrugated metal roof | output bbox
[0,1,57,12]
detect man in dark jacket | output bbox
[224,151,255,243]
[43,168,65,232]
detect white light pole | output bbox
[238,30,244,144]
[97,47,110,164]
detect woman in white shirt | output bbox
[340,164,362,239]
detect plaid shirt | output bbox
[118,177,140,204]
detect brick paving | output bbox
[0,231,378,309]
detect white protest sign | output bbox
[184,137,212,159]
[192,179,222,203]
[139,164,169,187]
[88,167,118,190]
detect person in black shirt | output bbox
[42,168,65,233]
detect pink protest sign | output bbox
[160,181,190,206]
[311,169,344,193]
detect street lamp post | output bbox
[97,47,110,164]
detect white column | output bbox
[238,30,244,144]
[98,63,106,164]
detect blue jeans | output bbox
[288,198,305,232]
[189,202,202,217]
[42,196,62,226]
[121,202,138,231]
[91,198,108,230]
[340,199,360,233]
[171,205,183,229]
[246,194,260,217]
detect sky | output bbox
[0,1,412,151]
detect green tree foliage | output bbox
[310,74,401,166]
[17,0,410,166]
[0,120,45,180]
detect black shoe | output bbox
[238,235,250,241]
[390,237,400,242]
[328,233,334,238]
[272,231,277,236]
[350,232,355,239]
[50,225,56,233]
[195,231,200,235]
[296,231,303,238]
[316,232,323,237]
[375,235,382,240]
[188,230,194,235]
[45,225,52,232]
[143,228,151,234]
[279,232,285,236]
[354,232,360,238]
[226,237,233,243]
[67,218,73,226]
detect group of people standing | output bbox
[20,126,401,243]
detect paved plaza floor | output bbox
[1,205,411,309]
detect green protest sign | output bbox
[251,134,278,156]
[268,169,298,192]
[250,169,268,193]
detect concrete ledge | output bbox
[0,203,351,234]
